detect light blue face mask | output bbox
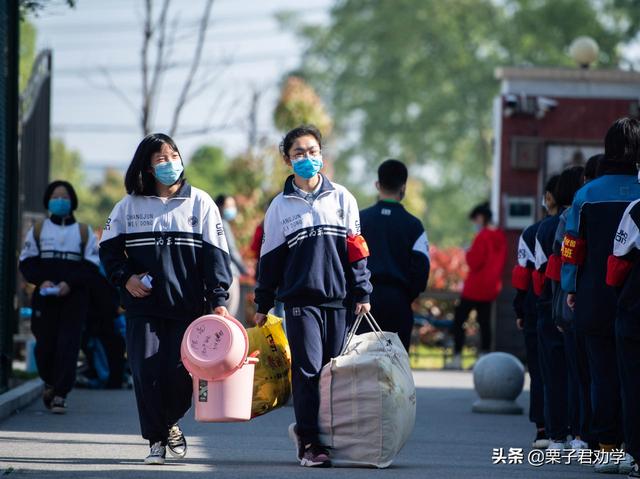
[292,155,323,179]
[223,207,237,221]
[48,198,72,217]
[153,160,184,186]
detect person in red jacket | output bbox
[445,202,507,369]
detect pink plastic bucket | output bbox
[193,357,259,422]
[181,314,248,381]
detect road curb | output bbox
[0,378,43,422]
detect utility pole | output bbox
[0,0,20,392]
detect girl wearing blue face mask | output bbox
[252,125,373,468]
[100,133,233,465]
[19,181,101,414]
[214,194,248,320]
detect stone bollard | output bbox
[472,352,524,415]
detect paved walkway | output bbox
[0,371,591,478]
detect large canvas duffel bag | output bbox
[319,312,416,468]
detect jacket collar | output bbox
[49,214,76,226]
[597,158,638,177]
[147,180,192,200]
[283,174,335,198]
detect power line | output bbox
[34,6,329,35]
[53,51,300,76]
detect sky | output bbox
[31,0,333,183]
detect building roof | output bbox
[496,66,640,99]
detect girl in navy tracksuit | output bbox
[512,218,547,448]
[252,125,372,468]
[19,180,100,414]
[532,174,570,448]
[100,133,232,465]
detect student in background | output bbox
[445,203,506,370]
[359,159,430,351]
[19,180,100,414]
[215,194,248,319]
[512,215,548,449]
[562,118,640,473]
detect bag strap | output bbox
[78,223,89,254]
[341,312,392,356]
[33,219,44,253]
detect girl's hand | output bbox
[213,306,230,317]
[566,293,576,311]
[516,318,524,330]
[57,281,71,297]
[40,280,55,289]
[126,273,152,298]
[252,313,268,327]
[354,302,371,315]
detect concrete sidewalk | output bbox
[0,371,590,478]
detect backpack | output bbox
[33,219,89,256]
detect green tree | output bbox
[49,138,84,186]
[19,20,36,92]
[288,0,631,245]
[184,145,229,198]
[77,169,125,230]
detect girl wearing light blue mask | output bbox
[100,133,233,465]
[252,125,373,467]
[19,180,101,415]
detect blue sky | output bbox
[32,0,332,183]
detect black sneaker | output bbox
[42,385,54,410]
[50,396,67,414]
[144,441,166,465]
[167,424,187,458]
[288,423,304,461]
[629,461,640,478]
[300,444,331,468]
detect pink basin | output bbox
[181,314,248,381]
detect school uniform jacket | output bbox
[512,220,542,327]
[360,200,430,300]
[561,166,640,336]
[19,215,100,290]
[99,181,232,320]
[254,174,372,314]
[534,212,562,304]
[607,199,640,339]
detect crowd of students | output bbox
[512,117,640,478]
[19,125,431,468]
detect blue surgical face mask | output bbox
[292,155,323,179]
[473,222,483,233]
[153,160,184,186]
[48,198,72,217]
[223,207,237,222]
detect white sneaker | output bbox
[548,440,566,450]
[443,354,462,370]
[569,438,588,451]
[619,453,634,475]
[593,460,619,474]
[144,441,166,465]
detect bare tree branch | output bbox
[141,0,153,135]
[147,0,171,125]
[169,0,215,136]
[92,67,139,116]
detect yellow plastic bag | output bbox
[247,314,292,418]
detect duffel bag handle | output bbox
[341,312,393,356]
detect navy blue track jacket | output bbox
[254,175,372,314]
[359,200,430,300]
[561,163,640,335]
[99,181,232,320]
[513,220,542,324]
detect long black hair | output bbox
[555,165,584,207]
[43,180,78,211]
[124,133,183,195]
